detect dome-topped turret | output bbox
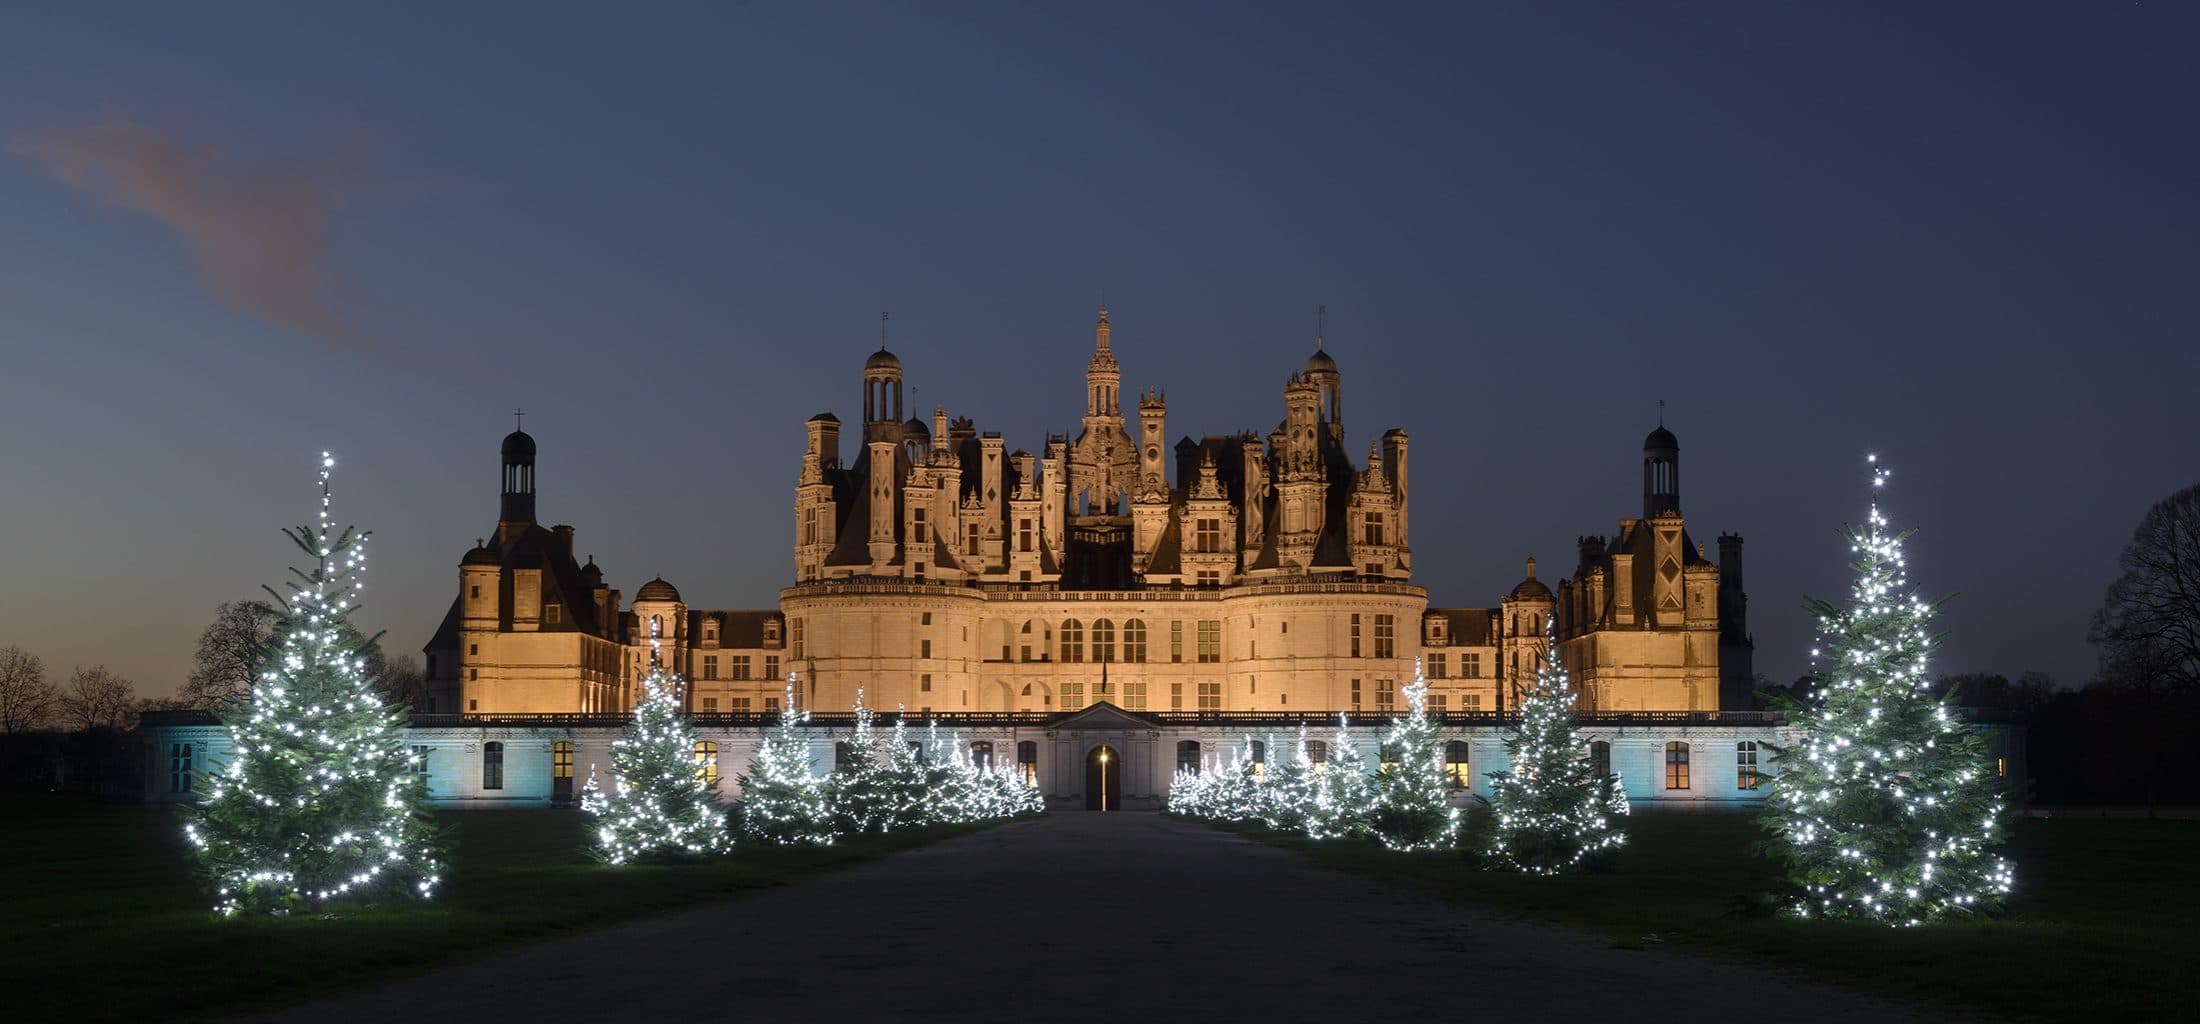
[865,348,901,372]
[635,575,682,602]
[501,430,537,461]
[1305,347,1338,374]
[1507,556,1552,602]
[1643,425,1678,452]
[461,541,499,567]
[903,415,929,437]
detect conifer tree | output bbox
[1762,458,2014,924]
[587,625,733,864]
[1483,634,1627,873]
[829,689,891,833]
[1371,660,1461,851]
[1258,726,1315,833]
[737,675,834,845]
[184,453,444,917]
[1304,715,1375,840]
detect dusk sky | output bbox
[2,2,2194,699]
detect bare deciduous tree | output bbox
[0,645,58,734]
[2091,483,2200,690]
[181,600,279,709]
[59,665,139,732]
[2089,482,2200,815]
[374,653,430,711]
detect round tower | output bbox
[863,348,903,442]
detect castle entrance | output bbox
[1084,744,1122,811]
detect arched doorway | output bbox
[1084,744,1122,811]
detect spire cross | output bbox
[880,310,889,349]
[514,408,525,431]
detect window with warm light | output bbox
[1665,742,1690,789]
[1017,741,1038,783]
[1446,740,1472,788]
[694,741,719,786]
[1062,682,1084,709]
[1196,681,1221,711]
[1736,741,1760,790]
[552,741,573,780]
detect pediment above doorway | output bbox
[1048,701,1157,732]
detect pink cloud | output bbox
[13,119,372,353]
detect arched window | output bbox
[1092,618,1115,663]
[1060,619,1084,663]
[1123,619,1147,662]
[1664,742,1690,789]
[694,740,719,786]
[1016,740,1039,784]
[1445,740,1472,788]
[970,741,994,768]
[482,741,504,790]
[1590,740,1612,778]
[1736,741,1759,790]
[1176,740,1202,773]
[1529,613,1541,634]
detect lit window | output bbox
[482,742,504,790]
[1737,741,1760,790]
[1995,756,2007,778]
[1017,741,1038,783]
[1062,682,1085,709]
[1446,740,1471,788]
[1170,682,1183,710]
[552,741,572,780]
[1123,681,1147,710]
[694,741,719,786]
[1665,742,1690,789]
[1196,681,1221,711]
[1249,740,1266,778]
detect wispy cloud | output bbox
[13,119,372,353]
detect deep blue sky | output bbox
[2,2,2194,698]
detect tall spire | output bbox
[1095,303,1111,355]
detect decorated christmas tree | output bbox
[879,710,933,830]
[737,674,834,845]
[1304,715,1375,841]
[184,453,444,917]
[1371,660,1461,851]
[587,623,733,864]
[1257,726,1315,833]
[1762,457,2014,924]
[1483,634,1627,874]
[829,689,892,833]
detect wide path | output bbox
[250,813,1941,1022]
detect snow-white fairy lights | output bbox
[1482,630,1628,874]
[586,620,734,864]
[183,453,445,917]
[1761,458,2014,924]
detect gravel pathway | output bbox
[244,813,1947,1022]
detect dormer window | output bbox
[545,603,562,625]
[764,620,781,645]
[703,620,719,645]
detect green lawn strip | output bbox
[0,796,995,1022]
[1204,813,2200,1022]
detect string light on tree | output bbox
[183,453,445,917]
[1483,629,1628,874]
[1371,658,1462,851]
[1760,456,2014,925]
[585,619,733,864]
[736,674,835,845]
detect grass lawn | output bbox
[1210,812,2200,1021]
[0,795,992,1022]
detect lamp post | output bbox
[1098,746,1111,812]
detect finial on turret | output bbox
[1316,303,1326,350]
